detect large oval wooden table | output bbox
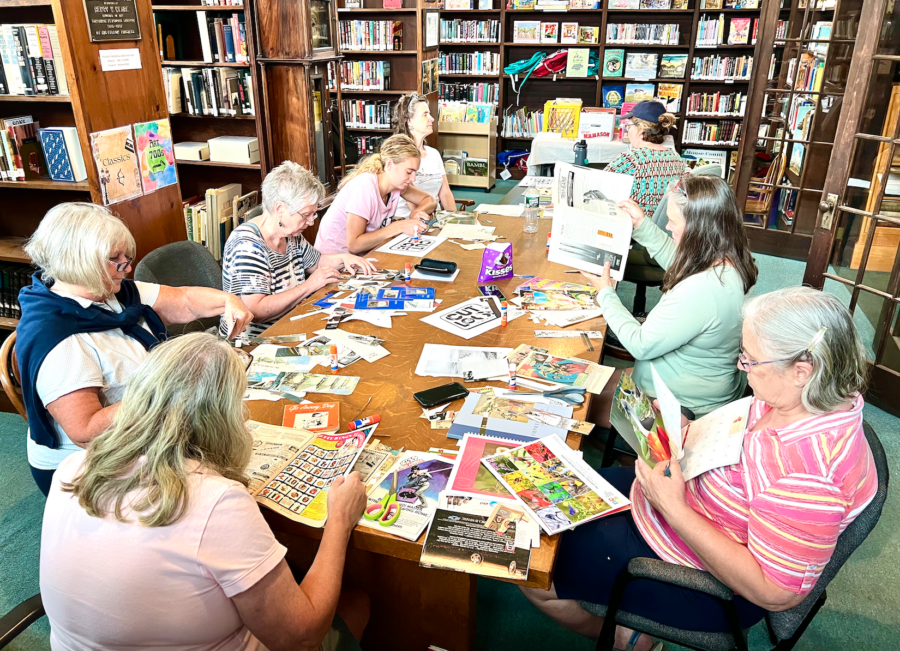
[248,215,606,651]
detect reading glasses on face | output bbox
[108,256,134,272]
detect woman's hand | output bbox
[334,254,378,276]
[617,199,647,230]
[326,471,367,534]
[635,457,688,520]
[222,295,254,338]
[390,217,429,238]
[303,266,342,294]
[580,262,615,292]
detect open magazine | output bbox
[246,421,375,528]
[609,367,752,481]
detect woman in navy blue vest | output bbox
[17,202,255,496]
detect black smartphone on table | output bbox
[414,382,469,408]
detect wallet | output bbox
[414,258,458,276]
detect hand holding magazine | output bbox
[609,367,752,481]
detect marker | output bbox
[508,363,517,390]
[404,262,411,283]
[330,345,339,374]
[501,301,508,326]
[514,274,534,279]
[348,414,381,430]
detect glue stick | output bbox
[330,345,339,374]
[546,231,551,252]
[413,224,420,243]
[508,363,517,390]
[501,301,508,326]
[348,414,381,430]
[404,262,411,282]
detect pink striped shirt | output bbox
[631,395,876,595]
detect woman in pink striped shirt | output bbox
[521,287,877,651]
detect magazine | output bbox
[513,277,598,311]
[351,437,400,488]
[472,393,595,435]
[552,161,635,209]
[282,402,340,432]
[481,435,631,535]
[446,389,569,442]
[246,421,375,527]
[515,350,615,395]
[608,367,752,481]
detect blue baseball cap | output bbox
[625,100,667,122]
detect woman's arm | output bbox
[345,213,424,255]
[153,286,254,337]
[316,253,378,276]
[237,267,343,323]
[400,186,438,219]
[635,459,806,611]
[632,218,677,270]
[46,388,120,447]
[437,176,456,211]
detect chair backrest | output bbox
[134,241,222,290]
[0,332,27,421]
[768,421,889,641]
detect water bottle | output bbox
[523,185,540,234]
[574,140,588,166]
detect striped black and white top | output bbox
[220,222,321,338]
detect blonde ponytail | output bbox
[339,134,421,190]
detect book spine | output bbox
[223,25,236,63]
[37,26,58,95]
[197,12,213,62]
[12,28,35,95]
[23,27,48,94]
[46,26,69,95]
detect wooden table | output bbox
[247,215,606,651]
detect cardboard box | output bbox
[208,136,260,165]
[174,141,211,161]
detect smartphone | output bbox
[478,285,507,302]
[414,382,469,408]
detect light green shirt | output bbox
[598,218,747,416]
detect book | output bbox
[624,52,657,79]
[283,402,340,432]
[560,22,579,44]
[660,54,687,80]
[640,0,671,6]
[657,82,682,112]
[38,126,86,182]
[577,25,598,44]
[608,0,640,7]
[513,21,541,43]
[625,82,655,102]
[90,126,144,205]
[463,158,489,176]
[565,48,590,78]
[443,149,467,175]
[232,189,259,228]
[464,102,494,122]
[540,22,559,43]
[701,0,723,7]
[682,148,727,177]
[728,17,751,44]
[603,48,624,77]
[133,119,177,194]
[602,85,624,109]
[247,421,375,528]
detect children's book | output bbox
[565,48,591,78]
[602,85,625,109]
[625,82,655,102]
[624,52,658,79]
[640,0,671,7]
[133,119,177,194]
[728,17,751,44]
[603,48,624,77]
[541,22,559,43]
[659,53,688,78]
[657,82,683,112]
[682,147,727,177]
[608,0,640,7]
[282,402,340,432]
[513,21,541,43]
[577,25,598,43]
[560,22,579,43]
[608,367,752,481]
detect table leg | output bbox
[275,531,478,651]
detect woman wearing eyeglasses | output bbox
[220,162,376,340]
[581,175,757,421]
[522,287,876,650]
[17,202,255,495]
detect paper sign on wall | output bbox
[99,48,142,71]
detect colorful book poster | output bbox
[133,119,177,193]
[90,125,143,206]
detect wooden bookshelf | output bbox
[0,94,72,103]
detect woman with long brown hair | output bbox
[583,174,758,418]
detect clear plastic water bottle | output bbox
[523,186,540,233]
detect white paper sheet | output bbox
[549,203,633,281]
[340,311,404,328]
[460,357,510,382]
[534,330,604,339]
[474,204,525,217]
[411,267,460,282]
[518,176,554,188]
[553,162,635,208]
[313,329,390,364]
[290,309,326,321]
[375,234,444,257]
[421,296,503,340]
[439,223,497,241]
[416,344,514,378]
[531,309,603,328]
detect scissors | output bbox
[514,386,586,406]
[364,469,401,526]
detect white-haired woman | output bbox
[41,333,370,651]
[521,287,877,650]
[220,161,376,339]
[17,203,253,496]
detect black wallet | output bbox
[414,258,458,276]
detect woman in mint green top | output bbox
[584,175,758,418]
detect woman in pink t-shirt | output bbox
[41,333,370,651]
[315,134,438,255]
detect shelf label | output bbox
[99,48,142,72]
[83,0,141,42]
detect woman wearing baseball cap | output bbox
[607,100,687,214]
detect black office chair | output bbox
[134,240,224,336]
[584,421,889,651]
[0,594,43,649]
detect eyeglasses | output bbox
[233,346,253,371]
[672,174,690,199]
[737,351,798,372]
[108,255,134,272]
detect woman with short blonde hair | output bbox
[18,202,254,495]
[41,333,371,651]
[315,134,438,254]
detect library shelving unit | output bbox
[151,0,266,200]
[0,0,186,332]
[438,117,497,189]
[332,0,442,180]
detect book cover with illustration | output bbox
[659,53,688,78]
[624,52,658,79]
[133,119,177,194]
[513,20,540,43]
[657,82,683,112]
[89,125,143,206]
[541,22,559,43]
[728,17,751,44]
[560,22,579,43]
[625,83,655,103]
[577,25,598,44]
[283,402,340,432]
[603,48,624,77]
[602,85,625,109]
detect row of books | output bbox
[445,0,494,8]
[198,0,243,4]
[505,0,598,8]
[442,150,488,177]
[354,135,387,155]
[606,23,680,45]
[600,82,681,111]
[512,22,599,44]
[789,52,826,92]
[690,54,753,80]
[1,118,86,182]
[683,120,742,145]
[609,0,688,7]
[156,11,248,65]
[162,67,255,117]
[183,184,259,261]
[0,264,37,320]
[438,101,496,123]
[685,91,746,116]
[501,107,543,138]
[439,81,499,104]
[338,60,391,90]
[438,52,501,75]
[337,20,403,52]
[701,0,759,7]
[696,14,758,47]
[341,99,393,130]
[0,24,68,96]
[775,19,789,45]
[440,19,500,44]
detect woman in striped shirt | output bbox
[220,162,376,339]
[521,287,877,651]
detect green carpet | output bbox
[1,252,896,651]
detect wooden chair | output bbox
[0,332,26,422]
[745,154,786,216]
[456,198,475,211]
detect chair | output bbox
[745,154,786,218]
[587,421,889,651]
[0,594,44,648]
[134,241,223,336]
[456,198,475,211]
[0,331,26,421]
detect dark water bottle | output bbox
[574,139,588,166]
